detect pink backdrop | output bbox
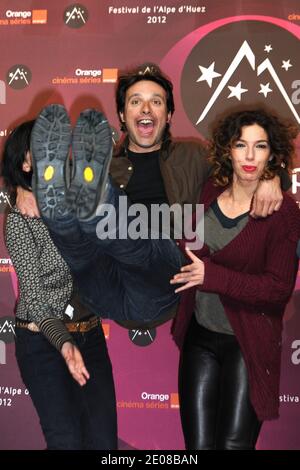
[0,0,299,450]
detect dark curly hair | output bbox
[115,62,175,137]
[209,109,298,186]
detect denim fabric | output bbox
[44,180,183,322]
[15,325,117,450]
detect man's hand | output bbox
[251,175,283,218]
[61,342,90,386]
[170,248,205,293]
[16,187,40,217]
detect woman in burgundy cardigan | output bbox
[171,109,300,450]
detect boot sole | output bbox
[31,104,72,219]
[71,109,112,220]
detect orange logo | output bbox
[32,10,47,24]
[102,68,118,83]
[170,393,179,409]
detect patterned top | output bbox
[5,207,74,349]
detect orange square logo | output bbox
[102,323,110,339]
[32,10,48,24]
[170,393,179,409]
[102,68,118,83]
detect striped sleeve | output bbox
[39,318,75,351]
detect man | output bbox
[15,64,292,453]
[17,63,287,328]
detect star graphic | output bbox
[258,83,273,98]
[227,81,248,100]
[264,44,272,53]
[282,59,292,71]
[196,62,221,87]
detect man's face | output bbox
[119,80,171,153]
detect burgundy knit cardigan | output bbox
[172,180,300,421]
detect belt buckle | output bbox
[71,316,98,333]
[91,317,98,330]
[87,317,96,331]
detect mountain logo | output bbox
[64,4,88,28]
[0,189,11,213]
[0,317,15,344]
[181,20,300,138]
[6,64,32,89]
[129,328,156,347]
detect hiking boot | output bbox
[70,108,113,221]
[30,104,72,220]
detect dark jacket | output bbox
[110,138,210,207]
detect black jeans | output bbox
[15,324,117,450]
[179,316,261,450]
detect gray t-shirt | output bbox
[195,200,249,335]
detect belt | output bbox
[15,316,100,333]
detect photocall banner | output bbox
[0,0,299,450]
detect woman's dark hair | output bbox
[116,63,175,134]
[1,120,35,192]
[209,109,298,186]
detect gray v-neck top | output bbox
[195,200,249,334]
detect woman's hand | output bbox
[61,342,90,386]
[16,187,40,217]
[170,248,205,293]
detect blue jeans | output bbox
[44,181,183,322]
[15,324,117,450]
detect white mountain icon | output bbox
[8,68,29,85]
[66,7,86,24]
[196,40,300,125]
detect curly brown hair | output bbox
[208,109,298,186]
